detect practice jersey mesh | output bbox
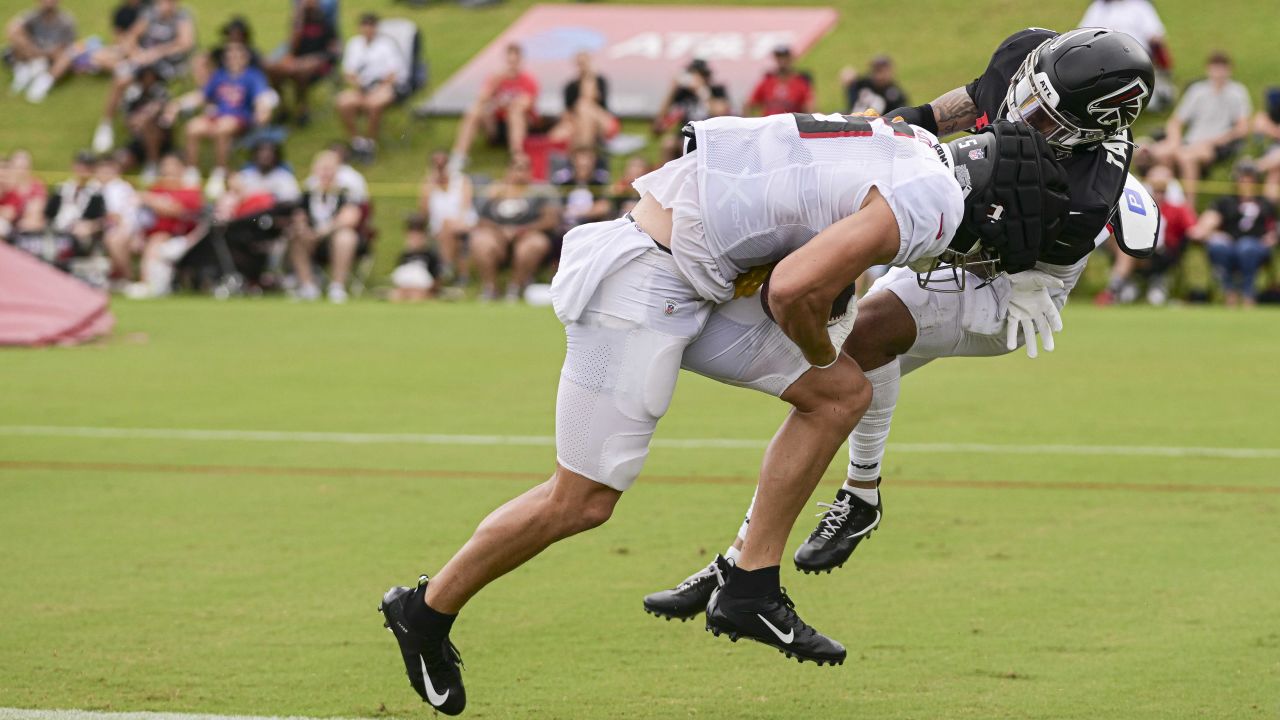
[635,113,963,302]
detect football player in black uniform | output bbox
[643,27,1159,621]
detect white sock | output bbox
[728,488,757,559]
[843,359,900,504]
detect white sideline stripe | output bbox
[0,711,375,720]
[2,425,1279,460]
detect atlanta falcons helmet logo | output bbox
[1086,77,1150,130]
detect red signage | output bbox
[422,4,839,118]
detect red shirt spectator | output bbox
[1158,199,1196,253]
[0,151,47,227]
[492,72,539,121]
[746,47,813,116]
[146,186,202,236]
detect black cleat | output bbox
[643,554,732,621]
[705,586,846,665]
[793,482,882,574]
[379,577,466,716]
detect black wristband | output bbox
[886,103,938,135]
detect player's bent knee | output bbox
[844,291,915,368]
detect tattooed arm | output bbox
[930,87,980,135]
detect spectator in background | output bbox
[63,0,144,78]
[553,146,612,232]
[745,45,814,117]
[1146,51,1251,204]
[844,55,908,115]
[411,150,475,285]
[391,215,441,303]
[470,155,559,302]
[1188,161,1277,308]
[1097,166,1196,305]
[450,43,539,167]
[194,16,263,88]
[548,51,619,150]
[266,0,340,127]
[93,0,196,154]
[233,140,301,204]
[5,0,77,103]
[128,152,203,298]
[288,149,366,303]
[653,59,730,161]
[176,41,271,198]
[1255,89,1280,202]
[121,64,172,177]
[337,13,406,161]
[1079,0,1175,111]
[10,151,104,268]
[0,150,47,239]
[608,155,650,215]
[98,151,143,283]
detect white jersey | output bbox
[634,113,964,302]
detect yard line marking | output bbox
[1,425,1279,461]
[0,710,378,720]
[3,460,1278,495]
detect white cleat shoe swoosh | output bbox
[757,614,794,644]
[420,656,450,706]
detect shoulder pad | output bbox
[1113,173,1161,258]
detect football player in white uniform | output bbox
[643,28,1161,621]
[376,113,1067,714]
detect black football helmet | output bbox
[1004,28,1155,155]
[914,120,1070,292]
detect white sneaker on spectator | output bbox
[296,283,321,302]
[25,71,53,103]
[1147,285,1169,306]
[327,282,349,304]
[123,282,153,300]
[204,167,227,200]
[92,121,115,154]
[10,61,36,94]
[503,285,522,304]
[479,283,498,302]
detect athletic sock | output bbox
[722,564,780,599]
[404,584,457,639]
[731,489,757,551]
[845,359,900,505]
[723,546,740,564]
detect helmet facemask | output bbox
[1003,43,1109,156]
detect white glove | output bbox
[826,292,859,352]
[1005,270,1064,358]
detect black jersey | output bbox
[965,28,1133,266]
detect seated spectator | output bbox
[653,59,730,161]
[287,149,366,303]
[63,0,144,78]
[409,150,475,285]
[92,0,196,154]
[117,64,173,178]
[5,0,77,103]
[1097,166,1197,305]
[232,140,301,205]
[553,146,612,231]
[451,43,540,167]
[176,41,271,197]
[548,51,619,150]
[0,149,47,239]
[194,16,263,88]
[127,153,203,297]
[1079,0,1176,111]
[844,55,907,115]
[470,155,559,301]
[336,13,407,161]
[1187,161,1277,307]
[1146,51,1251,204]
[265,0,339,126]
[745,45,813,117]
[10,151,104,268]
[608,155,650,215]
[392,214,441,303]
[97,150,143,283]
[1255,88,1280,202]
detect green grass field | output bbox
[2,300,1279,719]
